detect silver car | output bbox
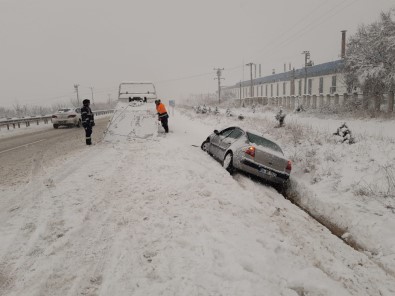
[51,108,82,129]
[201,127,292,185]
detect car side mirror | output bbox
[214,130,219,135]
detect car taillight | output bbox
[286,160,292,171]
[52,115,57,118]
[68,115,76,118]
[245,146,255,157]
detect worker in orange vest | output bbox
[155,99,169,133]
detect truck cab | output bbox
[118,81,157,104]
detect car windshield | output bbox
[57,108,72,112]
[246,132,283,154]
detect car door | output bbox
[209,127,235,159]
[217,128,244,160]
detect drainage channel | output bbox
[282,179,395,279]
[233,171,395,278]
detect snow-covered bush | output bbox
[333,122,355,144]
[353,164,395,200]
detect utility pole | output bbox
[239,81,242,106]
[246,63,255,97]
[214,68,224,104]
[90,87,94,105]
[301,51,313,94]
[74,84,80,105]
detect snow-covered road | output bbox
[0,105,394,296]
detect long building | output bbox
[224,60,347,100]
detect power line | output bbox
[260,0,359,62]
[155,71,213,84]
[250,0,332,58]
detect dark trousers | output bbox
[160,117,169,133]
[84,126,92,145]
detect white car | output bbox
[201,127,292,187]
[51,107,82,129]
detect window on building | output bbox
[271,84,273,97]
[283,82,286,95]
[308,79,312,95]
[319,77,324,94]
[266,85,268,96]
[291,80,295,96]
[261,85,263,97]
[276,83,279,96]
[331,76,337,94]
[298,80,302,96]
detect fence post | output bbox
[306,95,311,108]
[312,95,317,109]
[318,94,323,108]
[334,94,339,106]
[326,94,331,107]
[343,93,348,107]
[388,91,394,113]
[362,92,369,110]
[374,93,381,111]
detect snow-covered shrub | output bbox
[333,122,355,144]
[353,164,395,199]
[285,120,305,147]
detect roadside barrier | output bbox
[0,109,115,131]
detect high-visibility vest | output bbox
[156,103,168,118]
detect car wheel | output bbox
[53,124,59,129]
[76,119,81,128]
[223,152,235,174]
[201,139,210,152]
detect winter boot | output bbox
[86,138,92,145]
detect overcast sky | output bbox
[0,0,394,108]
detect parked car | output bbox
[51,107,82,129]
[201,126,292,185]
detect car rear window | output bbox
[228,128,243,139]
[58,108,71,112]
[246,132,283,154]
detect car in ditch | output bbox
[201,126,292,186]
[51,107,82,129]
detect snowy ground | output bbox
[0,103,394,295]
[186,104,395,276]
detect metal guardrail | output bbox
[0,109,115,130]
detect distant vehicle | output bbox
[201,126,292,186]
[118,81,157,103]
[51,107,82,129]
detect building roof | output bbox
[232,60,344,88]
